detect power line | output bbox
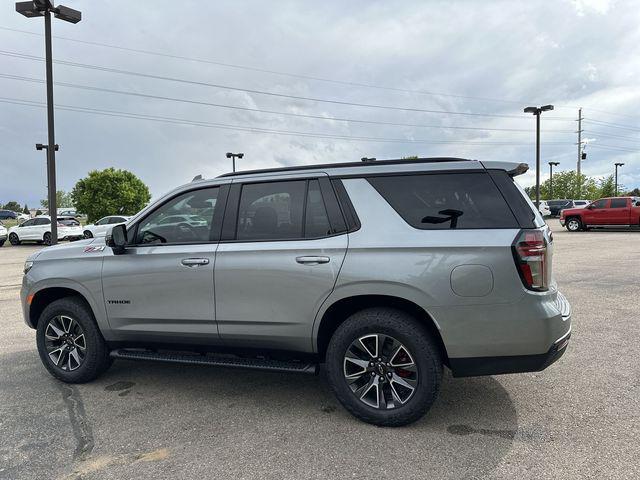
[0,49,576,121]
[0,73,575,135]
[0,25,538,106]
[587,144,637,153]
[0,96,576,146]
[3,27,634,122]
[583,130,640,142]
[583,118,640,132]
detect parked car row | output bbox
[0,214,130,247]
[0,209,30,221]
[546,199,589,216]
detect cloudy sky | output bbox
[1,0,638,207]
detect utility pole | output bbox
[576,108,583,197]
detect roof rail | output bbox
[217,157,473,178]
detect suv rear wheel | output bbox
[9,233,20,245]
[36,297,112,383]
[325,308,442,427]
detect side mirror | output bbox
[586,204,594,209]
[106,223,128,254]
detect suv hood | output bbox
[28,236,106,262]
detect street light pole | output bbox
[226,152,244,173]
[16,0,81,245]
[524,105,554,209]
[614,163,624,196]
[43,8,57,243]
[549,161,559,199]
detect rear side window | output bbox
[237,181,306,240]
[305,180,332,238]
[610,198,627,208]
[368,173,518,229]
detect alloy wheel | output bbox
[83,231,93,239]
[343,333,418,409]
[44,315,86,371]
[567,219,580,231]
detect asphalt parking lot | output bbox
[0,218,638,480]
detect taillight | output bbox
[512,229,548,291]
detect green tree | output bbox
[529,171,599,201]
[23,204,29,214]
[40,190,74,209]
[71,168,151,222]
[597,175,623,198]
[626,187,640,196]
[2,201,22,211]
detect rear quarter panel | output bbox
[315,178,559,358]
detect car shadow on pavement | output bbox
[1,350,519,480]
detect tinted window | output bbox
[610,198,627,208]
[591,199,608,209]
[34,218,50,226]
[237,181,306,241]
[305,180,332,238]
[21,219,36,227]
[136,187,219,244]
[368,173,518,230]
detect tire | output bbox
[36,297,112,383]
[565,217,582,232]
[43,232,52,245]
[83,230,93,239]
[9,233,20,245]
[0,240,4,247]
[325,308,442,427]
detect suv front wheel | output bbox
[325,308,442,427]
[36,297,112,383]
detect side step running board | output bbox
[110,349,318,375]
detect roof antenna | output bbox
[192,174,203,182]
[361,157,376,162]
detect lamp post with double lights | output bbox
[226,152,244,173]
[548,161,560,199]
[614,163,624,196]
[524,104,554,209]
[16,0,81,245]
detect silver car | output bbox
[21,157,571,426]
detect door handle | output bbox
[181,258,210,267]
[296,256,330,265]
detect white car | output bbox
[7,216,83,246]
[82,215,130,238]
[572,199,590,209]
[16,212,30,221]
[154,214,208,229]
[0,222,7,247]
[538,201,551,216]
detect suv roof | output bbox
[217,157,528,179]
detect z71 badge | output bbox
[83,245,106,253]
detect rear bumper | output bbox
[0,234,7,242]
[449,328,570,377]
[448,290,572,377]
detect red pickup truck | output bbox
[559,197,640,231]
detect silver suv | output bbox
[21,158,571,426]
